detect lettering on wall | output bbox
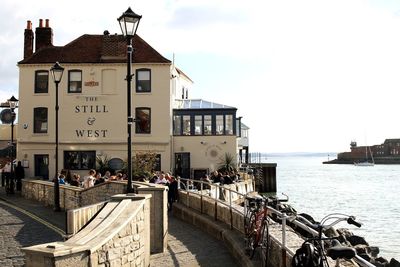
[75,97,109,138]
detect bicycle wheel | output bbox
[261,219,270,266]
[244,208,253,236]
[245,212,257,259]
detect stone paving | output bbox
[150,214,238,267]
[0,187,238,267]
[0,200,63,267]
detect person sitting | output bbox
[59,174,66,185]
[70,173,80,187]
[200,174,212,190]
[94,172,105,185]
[103,171,111,180]
[223,172,233,185]
[155,173,168,184]
[83,169,96,189]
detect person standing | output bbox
[15,161,25,191]
[3,160,12,193]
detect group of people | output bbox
[0,160,25,194]
[149,171,179,210]
[202,170,241,186]
[56,169,129,189]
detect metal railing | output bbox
[177,177,375,267]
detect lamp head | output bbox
[7,95,18,109]
[118,7,142,37]
[50,62,64,84]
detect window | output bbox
[64,151,96,170]
[154,154,161,171]
[225,115,233,135]
[136,107,151,134]
[194,115,202,135]
[173,115,182,135]
[33,107,48,133]
[204,115,212,135]
[182,115,191,135]
[68,70,82,93]
[35,71,49,93]
[216,115,224,135]
[136,69,151,92]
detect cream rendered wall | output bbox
[173,135,237,173]
[17,62,172,178]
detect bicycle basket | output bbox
[291,242,320,267]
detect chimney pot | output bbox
[45,19,49,28]
[39,19,43,28]
[26,20,32,30]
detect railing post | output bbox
[186,179,189,207]
[281,214,287,267]
[229,188,233,229]
[200,181,203,214]
[214,184,218,221]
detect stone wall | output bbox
[21,179,128,210]
[21,179,167,254]
[23,194,151,267]
[177,190,305,267]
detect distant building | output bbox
[12,19,248,179]
[329,139,400,164]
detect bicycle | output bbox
[244,195,271,261]
[292,213,375,267]
[244,193,294,264]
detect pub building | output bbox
[15,19,249,180]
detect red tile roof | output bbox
[19,34,171,64]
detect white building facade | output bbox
[16,19,246,180]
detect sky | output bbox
[1,0,400,153]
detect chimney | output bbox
[35,18,53,52]
[24,20,34,59]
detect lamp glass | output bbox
[7,96,18,109]
[118,7,142,37]
[50,62,64,83]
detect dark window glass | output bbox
[216,115,224,135]
[68,70,82,93]
[136,69,151,92]
[225,115,233,135]
[182,115,191,135]
[33,107,48,133]
[204,115,212,135]
[154,154,161,171]
[194,115,202,135]
[35,71,49,93]
[136,107,151,134]
[173,115,181,135]
[64,151,95,170]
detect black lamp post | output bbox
[50,62,64,211]
[7,95,18,194]
[118,7,142,193]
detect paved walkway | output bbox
[150,214,238,267]
[0,188,64,267]
[0,188,238,267]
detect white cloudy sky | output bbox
[1,0,400,153]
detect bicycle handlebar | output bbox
[347,216,362,228]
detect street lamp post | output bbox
[7,96,18,194]
[118,7,142,193]
[50,62,64,211]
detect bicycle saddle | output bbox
[326,246,356,260]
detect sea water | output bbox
[267,155,400,260]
